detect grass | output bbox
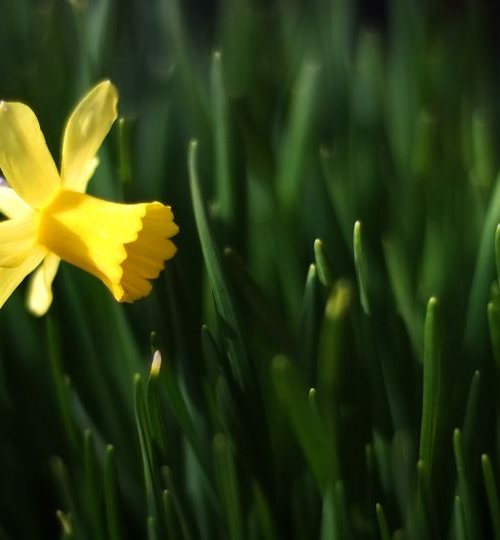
[1,0,500,538]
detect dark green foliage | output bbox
[1,0,500,538]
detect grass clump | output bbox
[1,0,500,538]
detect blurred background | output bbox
[2,0,500,538]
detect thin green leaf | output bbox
[188,140,251,390]
[211,50,234,224]
[213,434,243,540]
[375,503,390,540]
[103,446,124,540]
[481,454,500,540]
[419,297,442,477]
[314,239,335,287]
[453,429,480,539]
[353,220,371,314]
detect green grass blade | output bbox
[224,247,293,351]
[488,300,500,370]
[419,297,442,477]
[162,491,178,540]
[463,370,482,457]
[211,50,234,224]
[188,140,251,390]
[133,374,159,539]
[276,61,318,214]
[117,117,133,185]
[314,239,335,287]
[272,354,330,492]
[146,352,169,461]
[46,318,79,453]
[56,510,74,539]
[103,446,124,540]
[453,496,467,540]
[83,430,105,540]
[157,348,210,478]
[299,264,321,376]
[353,220,371,315]
[481,454,500,540]
[252,483,277,540]
[375,503,391,540]
[453,429,480,539]
[213,434,243,540]
[162,467,195,540]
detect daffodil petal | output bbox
[71,156,100,193]
[38,190,178,303]
[61,81,118,191]
[26,252,61,317]
[0,213,38,268]
[0,246,47,310]
[0,101,60,208]
[0,186,32,219]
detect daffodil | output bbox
[0,80,178,316]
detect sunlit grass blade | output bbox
[317,280,351,413]
[453,496,467,540]
[320,486,335,540]
[314,239,334,287]
[481,454,500,540]
[56,510,73,539]
[376,503,391,540]
[146,352,168,461]
[353,220,371,315]
[419,297,442,477]
[147,516,157,540]
[453,428,480,539]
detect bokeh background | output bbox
[2,0,500,538]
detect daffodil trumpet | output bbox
[0,80,178,316]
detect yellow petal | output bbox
[0,246,47,310]
[26,252,61,317]
[61,81,118,191]
[0,101,60,208]
[71,156,100,193]
[0,212,38,268]
[120,203,178,302]
[0,186,32,219]
[38,189,178,302]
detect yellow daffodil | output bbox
[0,80,178,316]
